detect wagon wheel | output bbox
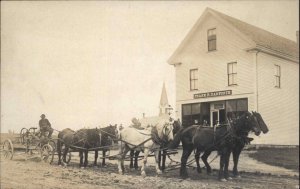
[48,140,56,151]
[40,144,54,163]
[2,139,14,160]
[20,128,28,144]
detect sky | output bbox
[1,1,299,133]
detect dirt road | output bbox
[1,152,299,189]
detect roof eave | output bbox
[246,45,299,63]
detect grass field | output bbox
[249,146,299,171]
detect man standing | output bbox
[39,114,53,138]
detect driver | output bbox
[39,114,53,138]
[131,117,144,130]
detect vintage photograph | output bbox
[1,1,299,188]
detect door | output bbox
[211,110,219,126]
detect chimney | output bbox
[297,31,299,45]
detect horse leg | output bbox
[84,150,88,167]
[57,140,62,165]
[129,150,134,169]
[62,147,69,166]
[224,150,232,180]
[79,151,83,168]
[201,150,212,175]
[180,146,193,179]
[102,150,106,167]
[218,150,226,181]
[158,150,162,169]
[94,150,98,167]
[154,150,162,175]
[161,149,167,172]
[232,146,243,178]
[141,148,149,177]
[118,143,127,174]
[195,148,202,174]
[134,151,140,170]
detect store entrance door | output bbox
[210,101,225,127]
[211,110,218,126]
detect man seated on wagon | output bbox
[131,117,144,130]
[39,114,53,138]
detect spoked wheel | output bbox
[40,144,54,163]
[2,139,14,160]
[48,140,56,152]
[20,128,28,144]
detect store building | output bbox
[168,8,299,145]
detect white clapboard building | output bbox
[168,8,299,145]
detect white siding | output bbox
[172,14,299,145]
[253,53,299,145]
[174,15,255,103]
[174,15,256,119]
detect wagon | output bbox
[1,127,56,163]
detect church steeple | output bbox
[159,82,169,116]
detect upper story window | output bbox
[228,62,237,86]
[190,69,198,90]
[274,65,281,88]
[207,28,216,51]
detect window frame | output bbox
[227,62,237,86]
[274,64,281,88]
[189,68,198,91]
[207,28,217,52]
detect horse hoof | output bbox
[227,177,233,180]
[220,178,227,182]
[157,170,162,175]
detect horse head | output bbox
[163,119,174,141]
[172,119,182,135]
[154,119,174,143]
[252,111,269,134]
[237,111,261,136]
[107,124,119,143]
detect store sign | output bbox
[194,90,232,99]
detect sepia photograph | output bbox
[1,1,299,188]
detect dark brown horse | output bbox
[57,128,75,166]
[57,125,118,167]
[129,120,182,171]
[197,111,269,178]
[169,111,262,181]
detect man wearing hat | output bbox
[39,114,53,138]
[131,117,143,130]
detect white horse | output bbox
[118,119,174,177]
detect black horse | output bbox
[169,111,262,181]
[198,111,269,178]
[129,120,182,171]
[57,125,118,167]
[99,124,119,166]
[196,111,269,178]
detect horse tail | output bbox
[168,128,184,149]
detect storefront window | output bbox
[226,98,248,120]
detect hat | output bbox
[40,114,46,118]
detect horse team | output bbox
[56,111,268,181]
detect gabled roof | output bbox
[168,8,299,64]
